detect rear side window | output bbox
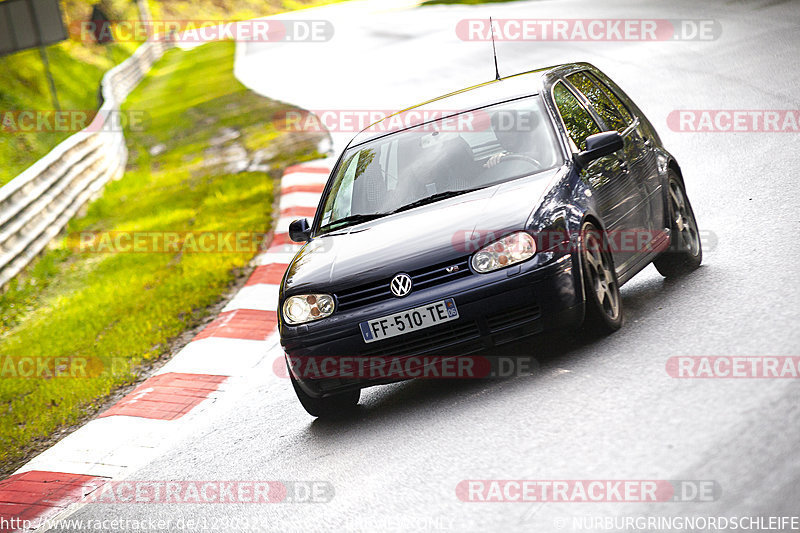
[567,71,630,133]
[553,82,601,151]
[592,74,634,124]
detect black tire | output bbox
[289,364,360,418]
[654,171,702,278]
[580,221,623,334]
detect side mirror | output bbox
[574,131,624,168]
[288,218,312,243]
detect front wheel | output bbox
[654,172,702,278]
[580,221,623,334]
[289,363,360,418]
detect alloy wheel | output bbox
[582,229,620,321]
[669,180,700,256]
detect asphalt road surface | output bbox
[58,0,800,531]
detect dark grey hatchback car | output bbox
[279,63,702,417]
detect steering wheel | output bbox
[496,153,543,170]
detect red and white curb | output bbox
[0,159,333,532]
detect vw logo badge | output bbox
[390,273,413,297]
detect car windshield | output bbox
[318,96,561,233]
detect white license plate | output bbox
[359,298,459,343]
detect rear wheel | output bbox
[289,364,360,418]
[654,172,702,277]
[580,221,623,334]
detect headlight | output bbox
[282,294,335,325]
[471,231,536,273]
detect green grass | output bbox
[0,0,346,187]
[0,0,143,186]
[0,40,324,475]
[149,0,346,22]
[0,38,138,186]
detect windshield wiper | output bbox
[390,188,483,214]
[321,213,387,232]
[321,188,483,232]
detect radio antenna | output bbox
[490,17,500,80]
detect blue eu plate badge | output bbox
[360,322,374,341]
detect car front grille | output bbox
[486,304,543,346]
[313,321,483,393]
[335,257,472,311]
[486,305,542,332]
[360,319,483,358]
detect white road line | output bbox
[281,171,329,188]
[157,337,278,377]
[222,283,280,312]
[279,192,322,210]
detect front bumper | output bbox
[280,251,584,397]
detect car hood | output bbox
[283,167,563,293]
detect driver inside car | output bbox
[484,109,553,169]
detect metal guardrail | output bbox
[0,39,172,288]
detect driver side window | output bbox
[553,82,601,151]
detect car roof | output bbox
[347,63,587,147]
